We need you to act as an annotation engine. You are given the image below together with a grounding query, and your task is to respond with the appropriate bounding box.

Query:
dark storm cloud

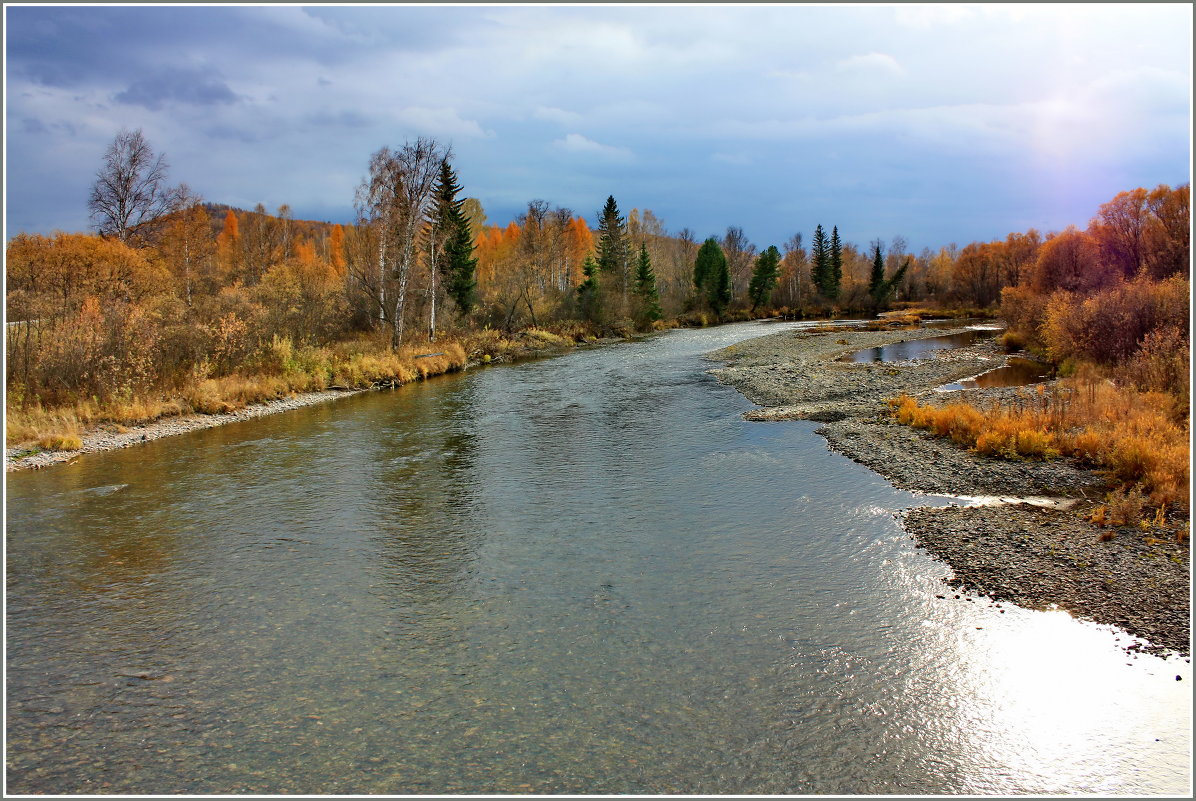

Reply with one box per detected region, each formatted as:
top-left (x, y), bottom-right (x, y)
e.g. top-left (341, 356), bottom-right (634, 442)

top-left (6, 5), bottom-right (375, 88)
top-left (4, 5), bottom-right (1191, 249)
top-left (204, 124), bottom-right (260, 144)
top-left (115, 67), bottom-right (239, 111)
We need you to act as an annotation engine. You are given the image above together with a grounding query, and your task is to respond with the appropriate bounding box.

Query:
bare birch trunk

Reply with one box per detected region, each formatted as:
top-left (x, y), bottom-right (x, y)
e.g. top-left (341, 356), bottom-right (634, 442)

top-left (428, 234), bottom-right (437, 342)
top-left (377, 235), bottom-right (387, 325)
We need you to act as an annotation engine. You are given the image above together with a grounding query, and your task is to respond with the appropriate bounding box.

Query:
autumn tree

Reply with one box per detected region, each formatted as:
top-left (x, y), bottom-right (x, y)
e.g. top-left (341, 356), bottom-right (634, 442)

top-left (773, 233), bottom-right (806, 310)
top-left (563, 216), bottom-right (595, 289)
top-left (1088, 187), bottom-right (1149, 280)
top-left (355, 137), bottom-right (447, 346)
top-left (158, 202), bottom-right (215, 305)
top-left (952, 242), bottom-right (1002, 307)
top-left (1142, 183), bottom-right (1190, 279)
top-left (6, 232), bottom-right (167, 317)
top-left (461, 198), bottom-right (488, 236)
top-left (88, 128), bottom-right (186, 244)
top-left (328, 224), bottom-right (347, 275)
top-left (747, 245), bottom-right (781, 312)
top-left (1029, 227), bottom-right (1111, 295)
top-left (239, 204), bottom-right (283, 285)
top-left (215, 209), bottom-right (242, 282)
top-left (722, 225), bottom-right (758, 302)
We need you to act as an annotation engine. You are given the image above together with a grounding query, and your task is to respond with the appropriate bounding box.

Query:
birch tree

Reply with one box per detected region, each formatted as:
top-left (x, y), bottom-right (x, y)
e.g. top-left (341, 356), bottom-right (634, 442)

top-left (88, 128), bottom-right (185, 244)
top-left (355, 138), bottom-right (446, 346)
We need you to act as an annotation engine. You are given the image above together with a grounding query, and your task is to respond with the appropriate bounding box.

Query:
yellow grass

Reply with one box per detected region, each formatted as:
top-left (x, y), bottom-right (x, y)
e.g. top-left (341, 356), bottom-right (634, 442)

top-left (7, 336), bottom-right (476, 451)
top-left (889, 378), bottom-right (1190, 514)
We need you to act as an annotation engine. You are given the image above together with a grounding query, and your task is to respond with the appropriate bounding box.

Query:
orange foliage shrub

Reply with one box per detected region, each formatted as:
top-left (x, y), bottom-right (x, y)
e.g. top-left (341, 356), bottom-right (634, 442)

top-left (1040, 275), bottom-right (1189, 367)
top-left (999, 284), bottom-right (1050, 351)
top-left (890, 378), bottom-right (1189, 512)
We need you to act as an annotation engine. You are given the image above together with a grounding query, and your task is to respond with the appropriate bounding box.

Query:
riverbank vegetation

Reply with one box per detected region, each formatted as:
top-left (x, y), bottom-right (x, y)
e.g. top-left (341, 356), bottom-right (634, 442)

top-left (5, 129), bottom-right (1190, 465)
top-left (888, 186), bottom-right (1190, 522)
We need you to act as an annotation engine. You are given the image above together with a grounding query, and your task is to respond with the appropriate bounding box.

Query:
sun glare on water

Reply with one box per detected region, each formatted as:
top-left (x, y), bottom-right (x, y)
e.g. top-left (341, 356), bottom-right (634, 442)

top-left (943, 607), bottom-right (1191, 793)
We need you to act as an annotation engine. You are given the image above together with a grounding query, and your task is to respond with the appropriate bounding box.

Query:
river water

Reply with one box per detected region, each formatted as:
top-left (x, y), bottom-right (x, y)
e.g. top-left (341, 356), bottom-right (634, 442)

top-left (6, 321), bottom-right (1190, 795)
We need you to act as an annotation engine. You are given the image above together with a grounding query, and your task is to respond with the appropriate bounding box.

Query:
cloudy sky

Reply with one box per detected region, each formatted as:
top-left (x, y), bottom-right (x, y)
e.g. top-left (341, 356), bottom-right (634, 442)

top-left (4, 4), bottom-right (1191, 252)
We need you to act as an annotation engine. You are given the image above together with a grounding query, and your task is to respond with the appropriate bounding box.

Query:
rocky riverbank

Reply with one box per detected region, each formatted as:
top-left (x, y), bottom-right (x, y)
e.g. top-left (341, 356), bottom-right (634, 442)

top-left (5, 388), bottom-right (368, 472)
top-left (709, 322), bottom-right (1190, 657)
top-left (5, 340), bottom-right (583, 473)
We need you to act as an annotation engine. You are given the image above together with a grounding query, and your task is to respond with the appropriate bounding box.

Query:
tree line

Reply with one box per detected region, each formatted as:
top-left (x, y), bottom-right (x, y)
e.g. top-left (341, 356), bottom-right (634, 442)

top-left (5, 128), bottom-right (1190, 418)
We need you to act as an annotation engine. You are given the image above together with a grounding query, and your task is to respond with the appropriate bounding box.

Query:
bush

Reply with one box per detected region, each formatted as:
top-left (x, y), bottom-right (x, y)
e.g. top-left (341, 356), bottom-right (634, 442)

top-left (999, 285), bottom-right (1049, 352)
top-left (1041, 276), bottom-right (1190, 367)
top-left (889, 378), bottom-right (1189, 512)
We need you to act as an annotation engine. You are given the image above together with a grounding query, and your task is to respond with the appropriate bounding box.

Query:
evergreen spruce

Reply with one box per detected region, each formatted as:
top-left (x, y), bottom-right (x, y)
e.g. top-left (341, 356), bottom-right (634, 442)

top-left (868, 244), bottom-right (911, 311)
top-left (869, 242), bottom-right (886, 300)
top-left (632, 244), bottom-right (663, 326)
top-left (693, 237), bottom-right (730, 315)
top-left (829, 225), bottom-right (842, 300)
top-left (577, 255), bottom-right (602, 323)
top-left (810, 224), bottom-right (830, 297)
top-left (432, 159), bottom-right (478, 315)
top-left (596, 195), bottom-right (630, 297)
top-left (713, 247), bottom-right (732, 315)
top-left (747, 245), bottom-right (782, 312)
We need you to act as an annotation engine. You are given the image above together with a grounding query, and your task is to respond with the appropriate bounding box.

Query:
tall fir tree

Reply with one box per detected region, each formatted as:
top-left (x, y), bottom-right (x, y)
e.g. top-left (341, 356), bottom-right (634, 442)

top-left (829, 225), bottom-right (843, 300)
top-left (577, 255), bottom-right (602, 323)
top-left (694, 237), bottom-right (731, 316)
top-left (810, 224), bottom-right (830, 297)
top-left (632, 243), bottom-right (663, 326)
top-left (868, 243), bottom-right (910, 311)
top-left (747, 245), bottom-right (782, 312)
top-left (868, 242), bottom-right (886, 305)
top-left (432, 159), bottom-right (478, 316)
top-left (595, 195), bottom-right (630, 298)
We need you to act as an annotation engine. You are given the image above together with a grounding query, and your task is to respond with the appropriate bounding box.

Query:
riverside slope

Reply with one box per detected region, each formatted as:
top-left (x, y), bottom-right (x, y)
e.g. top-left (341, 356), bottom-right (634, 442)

top-left (709, 323), bottom-right (1190, 657)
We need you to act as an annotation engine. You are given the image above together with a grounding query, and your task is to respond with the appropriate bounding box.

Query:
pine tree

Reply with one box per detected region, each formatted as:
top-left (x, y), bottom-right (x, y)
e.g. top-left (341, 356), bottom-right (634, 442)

top-left (810, 224), bottom-right (829, 297)
top-left (632, 243), bottom-right (663, 326)
top-left (829, 225), bottom-right (842, 300)
top-left (693, 237), bottom-right (729, 315)
top-left (868, 242), bottom-right (911, 311)
top-left (442, 212), bottom-right (478, 316)
top-left (577, 255), bottom-right (602, 323)
top-left (869, 242), bottom-right (886, 299)
top-left (596, 195), bottom-right (630, 297)
top-left (713, 253), bottom-right (731, 314)
top-left (748, 245), bottom-right (782, 312)
top-left (432, 159), bottom-right (478, 316)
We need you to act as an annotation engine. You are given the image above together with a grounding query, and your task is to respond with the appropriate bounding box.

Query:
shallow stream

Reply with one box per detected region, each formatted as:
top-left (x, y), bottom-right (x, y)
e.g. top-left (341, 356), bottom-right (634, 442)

top-left (6, 321), bottom-right (1190, 794)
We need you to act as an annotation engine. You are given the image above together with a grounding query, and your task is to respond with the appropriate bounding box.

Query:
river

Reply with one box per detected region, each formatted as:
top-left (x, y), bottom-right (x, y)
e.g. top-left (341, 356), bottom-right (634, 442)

top-left (5, 321), bottom-right (1190, 794)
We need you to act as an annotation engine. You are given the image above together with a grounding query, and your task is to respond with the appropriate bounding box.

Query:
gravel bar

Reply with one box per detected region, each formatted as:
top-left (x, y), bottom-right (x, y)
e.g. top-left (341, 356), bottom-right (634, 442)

top-left (708, 322), bottom-right (1190, 657)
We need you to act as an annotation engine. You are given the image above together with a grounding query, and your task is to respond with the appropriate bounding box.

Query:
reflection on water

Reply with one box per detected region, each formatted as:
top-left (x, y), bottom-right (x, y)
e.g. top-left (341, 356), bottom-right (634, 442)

top-left (938, 357), bottom-right (1054, 392)
top-left (841, 328), bottom-right (1001, 363)
top-left (6, 321), bottom-right (1190, 795)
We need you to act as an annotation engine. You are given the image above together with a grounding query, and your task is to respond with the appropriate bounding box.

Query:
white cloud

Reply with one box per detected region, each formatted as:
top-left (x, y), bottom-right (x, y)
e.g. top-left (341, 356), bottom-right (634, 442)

top-left (893, 5), bottom-right (980, 30)
top-left (552, 133), bottom-right (632, 160)
top-left (397, 106), bottom-right (494, 139)
top-left (834, 52), bottom-right (904, 77)
top-left (532, 105), bottom-right (582, 125)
